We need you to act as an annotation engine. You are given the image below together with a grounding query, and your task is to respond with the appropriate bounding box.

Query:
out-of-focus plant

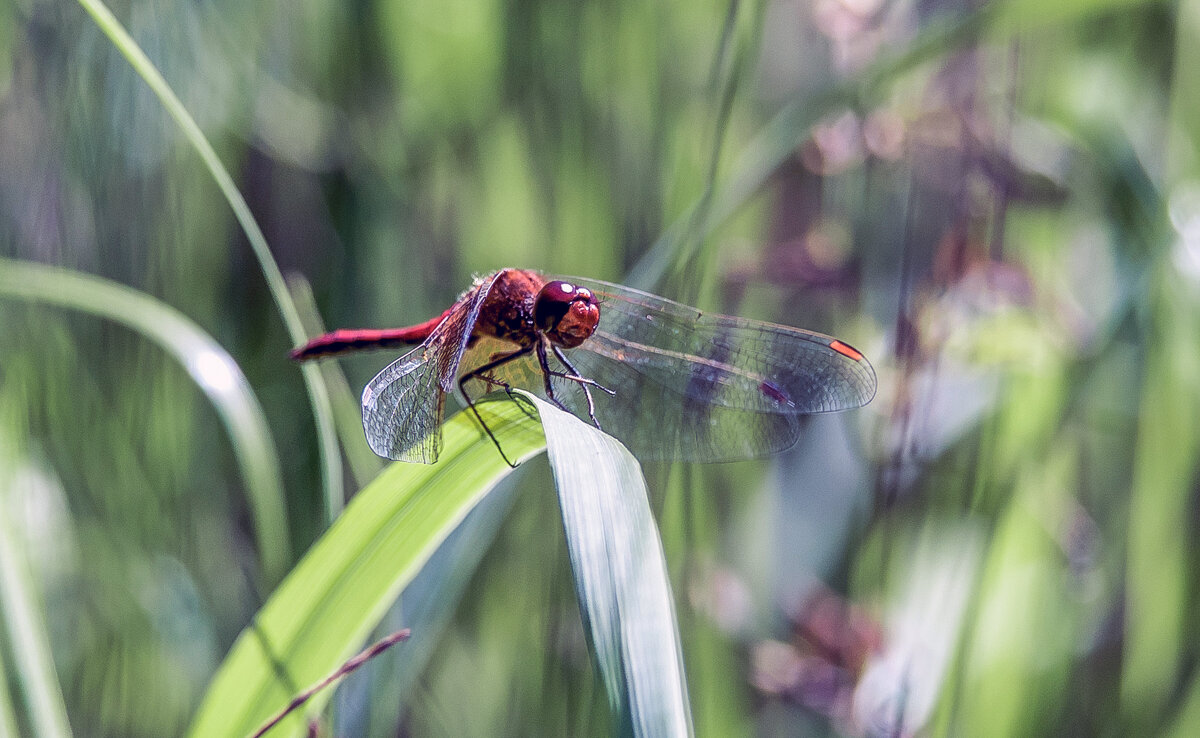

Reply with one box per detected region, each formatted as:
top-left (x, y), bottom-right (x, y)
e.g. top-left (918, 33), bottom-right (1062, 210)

top-left (2, 0), bottom-right (1199, 735)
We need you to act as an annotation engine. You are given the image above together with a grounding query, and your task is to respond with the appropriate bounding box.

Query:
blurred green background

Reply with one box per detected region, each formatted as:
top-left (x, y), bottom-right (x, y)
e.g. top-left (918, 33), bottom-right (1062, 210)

top-left (3, 0), bottom-right (1200, 735)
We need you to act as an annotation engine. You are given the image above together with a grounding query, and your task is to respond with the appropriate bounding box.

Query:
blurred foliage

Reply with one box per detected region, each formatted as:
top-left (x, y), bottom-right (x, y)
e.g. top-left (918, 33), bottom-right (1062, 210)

top-left (2, 0), bottom-right (1200, 736)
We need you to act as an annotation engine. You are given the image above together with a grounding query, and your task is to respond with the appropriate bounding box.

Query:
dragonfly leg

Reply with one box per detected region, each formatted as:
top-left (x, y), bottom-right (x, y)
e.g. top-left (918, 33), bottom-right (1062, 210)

top-left (535, 341), bottom-right (574, 416)
top-left (474, 373), bottom-right (509, 392)
top-left (545, 343), bottom-right (611, 429)
top-left (550, 345), bottom-right (615, 396)
top-left (458, 346), bottom-right (533, 468)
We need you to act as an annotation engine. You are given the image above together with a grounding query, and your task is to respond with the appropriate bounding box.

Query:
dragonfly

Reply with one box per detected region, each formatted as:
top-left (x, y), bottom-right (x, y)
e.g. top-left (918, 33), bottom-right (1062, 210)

top-left (291, 268), bottom-right (876, 464)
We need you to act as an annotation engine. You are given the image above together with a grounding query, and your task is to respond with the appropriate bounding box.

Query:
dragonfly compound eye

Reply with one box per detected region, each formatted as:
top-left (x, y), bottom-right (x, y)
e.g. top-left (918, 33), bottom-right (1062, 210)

top-left (535, 280), bottom-right (600, 348)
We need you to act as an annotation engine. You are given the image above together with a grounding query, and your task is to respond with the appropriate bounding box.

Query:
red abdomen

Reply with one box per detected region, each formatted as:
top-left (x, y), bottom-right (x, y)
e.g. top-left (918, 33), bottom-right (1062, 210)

top-left (290, 310), bottom-right (450, 360)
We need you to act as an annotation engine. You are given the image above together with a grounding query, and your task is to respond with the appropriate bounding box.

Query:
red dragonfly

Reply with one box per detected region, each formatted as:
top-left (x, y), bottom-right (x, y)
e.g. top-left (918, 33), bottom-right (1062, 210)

top-left (292, 268), bottom-right (876, 464)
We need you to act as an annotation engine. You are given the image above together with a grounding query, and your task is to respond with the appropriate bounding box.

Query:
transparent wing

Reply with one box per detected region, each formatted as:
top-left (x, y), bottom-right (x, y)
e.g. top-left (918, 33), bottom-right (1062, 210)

top-left (361, 273), bottom-right (501, 463)
top-left (567, 277), bottom-right (877, 412)
top-left (425, 272), bottom-right (502, 392)
top-left (458, 336), bottom-right (546, 395)
top-left (470, 333), bottom-right (808, 462)
top-left (362, 347), bottom-right (446, 463)
top-left (541, 276), bottom-right (878, 462)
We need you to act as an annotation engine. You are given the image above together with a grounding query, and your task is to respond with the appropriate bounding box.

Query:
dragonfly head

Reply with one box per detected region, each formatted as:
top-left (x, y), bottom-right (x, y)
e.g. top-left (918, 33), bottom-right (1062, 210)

top-left (534, 280), bottom-right (600, 348)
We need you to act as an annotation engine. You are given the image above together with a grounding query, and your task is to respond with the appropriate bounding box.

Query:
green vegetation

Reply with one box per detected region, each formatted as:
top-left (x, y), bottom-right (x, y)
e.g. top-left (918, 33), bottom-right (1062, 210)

top-left (1, 0), bottom-right (1198, 736)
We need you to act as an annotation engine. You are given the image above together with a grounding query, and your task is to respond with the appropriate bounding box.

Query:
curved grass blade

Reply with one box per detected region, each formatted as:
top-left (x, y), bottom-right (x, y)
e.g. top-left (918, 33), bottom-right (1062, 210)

top-left (0, 655), bottom-right (22, 738)
top-left (0, 446), bottom-right (71, 738)
top-left (0, 257), bottom-right (290, 584)
top-left (75, 0), bottom-right (344, 522)
top-left (187, 398), bottom-right (546, 737)
top-left (527, 393), bottom-right (693, 737)
top-left (287, 274), bottom-right (384, 488)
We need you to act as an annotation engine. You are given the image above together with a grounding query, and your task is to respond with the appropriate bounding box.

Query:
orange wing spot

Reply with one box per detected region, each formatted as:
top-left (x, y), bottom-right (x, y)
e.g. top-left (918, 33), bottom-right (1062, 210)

top-left (829, 340), bottom-right (864, 362)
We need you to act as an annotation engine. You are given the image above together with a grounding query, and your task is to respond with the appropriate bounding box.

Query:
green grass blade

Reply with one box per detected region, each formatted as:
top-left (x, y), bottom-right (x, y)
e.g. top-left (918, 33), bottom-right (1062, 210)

top-left (0, 454), bottom-right (72, 738)
top-left (0, 257), bottom-right (290, 584)
top-left (287, 274), bottom-right (385, 488)
top-left (530, 394), bottom-right (693, 737)
top-left (191, 391), bottom-right (690, 737)
top-left (75, 0), bottom-right (344, 522)
top-left (187, 399), bottom-right (546, 738)
top-left (1121, 266), bottom-right (1200, 724)
top-left (0, 654), bottom-right (22, 738)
